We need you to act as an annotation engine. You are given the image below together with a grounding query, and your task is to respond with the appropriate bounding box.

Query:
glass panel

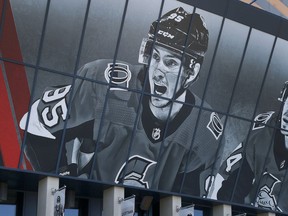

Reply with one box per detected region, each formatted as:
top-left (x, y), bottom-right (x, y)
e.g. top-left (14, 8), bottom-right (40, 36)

top-left (229, 29), bottom-right (275, 120)
top-left (79, 0), bottom-right (126, 66)
top-left (195, 209), bottom-right (203, 216)
top-left (189, 8), bottom-right (224, 107)
top-left (5, 0), bottom-right (46, 64)
top-left (0, 204), bottom-right (16, 216)
top-left (0, 63), bottom-right (31, 169)
top-left (204, 19), bottom-right (249, 113)
top-left (65, 209), bottom-right (79, 216)
top-left (20, 69), bottom-right (74, 173)
top-left (254, 37), bottom-right (288, 121)
top-left (39, 0), bottom-right (88, 73)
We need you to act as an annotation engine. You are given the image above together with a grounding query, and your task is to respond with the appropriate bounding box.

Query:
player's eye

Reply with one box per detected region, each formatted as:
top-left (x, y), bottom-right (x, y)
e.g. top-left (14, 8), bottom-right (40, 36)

top-left (165, 59), bottom-right (180, 67)
top-left (152, 52), bottom-right (160, 62)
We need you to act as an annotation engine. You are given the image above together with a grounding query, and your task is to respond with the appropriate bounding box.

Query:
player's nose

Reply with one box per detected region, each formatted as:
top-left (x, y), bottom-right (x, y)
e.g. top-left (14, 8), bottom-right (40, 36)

top-left (153, 73), bottom-right (164, 82)
top-left (153, 68), bottom-right (165, 80)
top-left (155, 58), bottom-right (168, 71)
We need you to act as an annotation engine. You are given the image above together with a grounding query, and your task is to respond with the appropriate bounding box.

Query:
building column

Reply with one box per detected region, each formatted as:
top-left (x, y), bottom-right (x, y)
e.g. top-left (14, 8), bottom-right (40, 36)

top-left (213, 204), bottom-right (232, 216)
top-left (160, 196), bottom-right (181, 216)
top-left (0, 182), bottom-right (8, 200)
top-left (257, 213), bottom-right (276, 216)
top-left (102, 186), bottom-right (124, 216)
top-left (37, 176), bottom-right (59, 216)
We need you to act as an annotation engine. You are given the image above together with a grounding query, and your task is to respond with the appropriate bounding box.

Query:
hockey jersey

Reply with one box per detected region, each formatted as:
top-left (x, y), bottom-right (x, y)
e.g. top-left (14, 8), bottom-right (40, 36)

top-left (20, 59), bottom-right (223, 196)
top-left (211, 111), bottom-right (288, 213)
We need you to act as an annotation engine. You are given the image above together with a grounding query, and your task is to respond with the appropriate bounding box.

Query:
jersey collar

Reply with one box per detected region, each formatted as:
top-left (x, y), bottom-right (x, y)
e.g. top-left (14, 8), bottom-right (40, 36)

top-left (141, 90), bottom-right (194, 143)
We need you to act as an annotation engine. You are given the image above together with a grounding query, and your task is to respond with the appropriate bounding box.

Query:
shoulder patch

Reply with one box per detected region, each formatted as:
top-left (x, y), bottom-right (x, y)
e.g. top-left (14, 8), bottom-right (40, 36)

top-left (104, 63), bottom-right (131, 91)
top-left (206, 112), bottom-right (223, 140)
top-left (252, 111), bottom-right (275, 130)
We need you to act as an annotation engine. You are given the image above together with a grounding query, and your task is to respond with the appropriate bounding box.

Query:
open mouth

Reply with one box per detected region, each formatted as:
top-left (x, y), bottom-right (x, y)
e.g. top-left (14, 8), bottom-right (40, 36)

top-left (154, 83), bottom-right (167, 95)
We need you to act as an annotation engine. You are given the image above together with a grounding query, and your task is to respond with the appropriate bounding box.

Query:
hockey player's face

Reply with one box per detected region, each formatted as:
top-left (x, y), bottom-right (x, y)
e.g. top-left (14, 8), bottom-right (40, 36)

top-left (148, 45), bottom-right (187, 107)
top-left (281, 99), bottom-right (288, 135)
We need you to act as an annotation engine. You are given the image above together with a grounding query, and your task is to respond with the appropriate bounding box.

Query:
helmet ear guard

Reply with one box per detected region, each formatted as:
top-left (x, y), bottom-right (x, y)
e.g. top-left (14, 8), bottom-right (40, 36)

top-left (278, 81), bottom-right (288, 102)
top-left (138, 38), bottom-right (152, 66)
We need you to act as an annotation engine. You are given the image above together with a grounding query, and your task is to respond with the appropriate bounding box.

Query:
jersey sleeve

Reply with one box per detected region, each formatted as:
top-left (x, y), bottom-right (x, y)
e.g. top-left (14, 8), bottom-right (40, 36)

top-left (20, 59), bottom-right (139, 140)
top-left (19, 84), bottom-right (73, 140)
top-left (209, 141), bottom-right (254, 201)
top-left (217, 154), bottom-right (254, 202)
top-left (208, 111), bottom-right (277, 201)
top-left (19, 61), bottom-right (102, 141)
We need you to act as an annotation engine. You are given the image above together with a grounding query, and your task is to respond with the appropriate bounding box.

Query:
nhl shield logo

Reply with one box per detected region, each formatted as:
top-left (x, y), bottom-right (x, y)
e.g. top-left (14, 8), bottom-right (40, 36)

top-left (152, 128), bottom-right (161, 141)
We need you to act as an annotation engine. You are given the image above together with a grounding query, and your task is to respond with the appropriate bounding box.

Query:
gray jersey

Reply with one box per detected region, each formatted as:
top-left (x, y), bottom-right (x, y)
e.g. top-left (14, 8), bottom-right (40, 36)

top-left (214, 111), bottom-right (288, 212)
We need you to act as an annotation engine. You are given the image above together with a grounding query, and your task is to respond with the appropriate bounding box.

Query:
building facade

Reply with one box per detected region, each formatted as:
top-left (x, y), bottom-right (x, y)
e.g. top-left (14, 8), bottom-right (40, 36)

top-left (1, 0), bottom-right (288, 215)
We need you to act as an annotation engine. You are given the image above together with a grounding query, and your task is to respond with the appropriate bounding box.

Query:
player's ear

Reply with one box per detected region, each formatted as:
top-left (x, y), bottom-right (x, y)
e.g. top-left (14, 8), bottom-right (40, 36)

top-left (183, 63), bottom-right (201, 88)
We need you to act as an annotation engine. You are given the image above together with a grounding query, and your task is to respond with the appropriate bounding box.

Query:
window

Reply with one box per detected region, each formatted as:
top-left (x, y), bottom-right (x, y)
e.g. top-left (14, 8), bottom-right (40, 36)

top-left (195, 209), bottom-right (203, 216)
top-left (65, 208), bottom-right (79, 216)
top-left (0, 204), bottom-right (16, 216)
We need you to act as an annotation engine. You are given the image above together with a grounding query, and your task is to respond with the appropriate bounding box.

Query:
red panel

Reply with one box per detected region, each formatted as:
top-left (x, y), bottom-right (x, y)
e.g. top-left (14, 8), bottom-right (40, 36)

top-left (0, 0), bottom-right (31, 169)
top-left (0, 0), bottom-right (30, 122)
top-left (0, 0), bottom-right (3, 17)
top-left (0, 66), bottom-right (20, 168)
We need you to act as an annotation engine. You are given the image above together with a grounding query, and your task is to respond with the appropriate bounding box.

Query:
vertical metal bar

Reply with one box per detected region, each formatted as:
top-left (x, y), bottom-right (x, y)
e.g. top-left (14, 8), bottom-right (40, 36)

top-left (18, 0), bottom-right (51, 169)
top-left (231, 29), bottom-right (281, 202)
top-left (89, 0), bottom-right (132, 179)
top-left (178, 1), bottom-right (231, 193)
top-left (55, 0), bottom-right (92, 174)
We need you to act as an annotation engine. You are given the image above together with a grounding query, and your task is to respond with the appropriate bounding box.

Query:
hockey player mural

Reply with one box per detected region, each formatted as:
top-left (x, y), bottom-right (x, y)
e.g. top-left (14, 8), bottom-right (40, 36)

top-left (19, 7), bottom-right (224, 196)
top-left (208, 81), bottom-right (288, 212)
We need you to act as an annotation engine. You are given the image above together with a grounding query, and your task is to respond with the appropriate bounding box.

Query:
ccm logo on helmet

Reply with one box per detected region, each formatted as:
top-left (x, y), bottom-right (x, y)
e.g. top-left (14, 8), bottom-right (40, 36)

top-left (157, 30), bottom-right (174, 39)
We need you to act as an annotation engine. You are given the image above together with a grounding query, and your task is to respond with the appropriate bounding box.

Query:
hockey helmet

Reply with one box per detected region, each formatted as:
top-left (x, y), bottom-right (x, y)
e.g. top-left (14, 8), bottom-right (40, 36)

top-left (138, 7), bottom-right (209, 70)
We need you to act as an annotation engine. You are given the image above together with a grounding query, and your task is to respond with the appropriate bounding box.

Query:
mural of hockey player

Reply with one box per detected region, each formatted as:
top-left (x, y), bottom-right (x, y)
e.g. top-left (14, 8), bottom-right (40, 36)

top-left (20, 7), bottom-right (223, 196)
top-left (208, 81), bottom-right (288, 212)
